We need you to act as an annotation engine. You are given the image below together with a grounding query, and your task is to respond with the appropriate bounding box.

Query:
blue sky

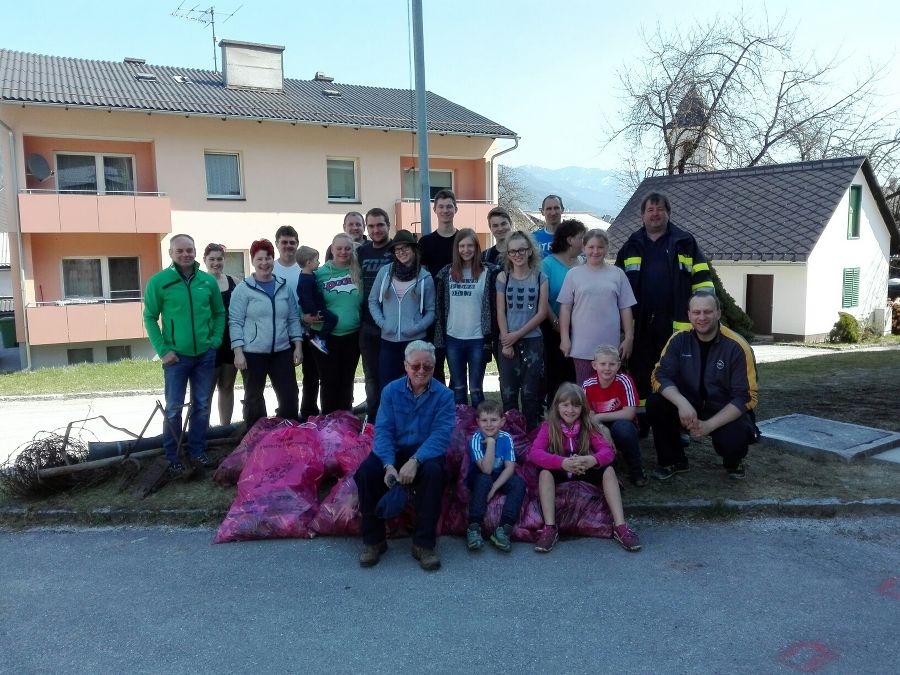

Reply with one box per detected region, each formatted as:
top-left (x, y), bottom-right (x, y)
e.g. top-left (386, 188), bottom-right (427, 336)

top-left (4, 0), bottom-right (898, 170)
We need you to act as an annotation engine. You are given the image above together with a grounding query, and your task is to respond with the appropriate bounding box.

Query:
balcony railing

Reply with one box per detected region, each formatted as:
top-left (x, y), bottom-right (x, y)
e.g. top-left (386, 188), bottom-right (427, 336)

top-left (25, 298), bottom-right (146, 345)
top-left (18, 189), bottom-right (172, 234)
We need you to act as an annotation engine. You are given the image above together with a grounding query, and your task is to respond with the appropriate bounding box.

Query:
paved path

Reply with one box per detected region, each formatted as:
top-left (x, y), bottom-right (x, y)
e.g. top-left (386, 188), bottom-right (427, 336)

top-left (1, 344), bottom-right (897, 464)
top-left (1, 517), bottom-right (897, 674)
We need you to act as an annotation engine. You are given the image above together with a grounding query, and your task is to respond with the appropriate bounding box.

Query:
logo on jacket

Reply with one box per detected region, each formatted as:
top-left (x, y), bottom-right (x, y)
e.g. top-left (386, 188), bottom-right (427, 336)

top-left (716, 359), bottom-right (725, 370)
top-left (325, 277), bottom-right (357, 294)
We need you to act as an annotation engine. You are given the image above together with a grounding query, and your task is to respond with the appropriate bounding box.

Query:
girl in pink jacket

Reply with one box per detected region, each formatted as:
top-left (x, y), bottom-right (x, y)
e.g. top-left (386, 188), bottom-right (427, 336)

top-left (529, 383), bottom-right (641, 553)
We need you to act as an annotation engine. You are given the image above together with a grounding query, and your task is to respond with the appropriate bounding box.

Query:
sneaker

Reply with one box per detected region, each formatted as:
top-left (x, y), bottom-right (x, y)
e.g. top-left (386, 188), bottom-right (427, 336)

top-left (411, 544), bottom-right (441, 571)
top-left (534, 525), bottom-right (559, 553)
top-left (194, 453), bottom-right (215, 469)
top-left (310, 335), bottom-right (329, 354)
top-left (613, 523), bottom-right (642, 552)
top-left (490, 524), bottom-right (513, 552)
top-left (166, 462), bottom-right (185, 479)
top-left (631, 468), bottom-right (649, 487)
top-left (359, 541), bottom-right (387, 568)
top-left (726, 462), bottom-right (746, 480)
top-left (466, 523), bottom-right (484, 551)
top-left (652, 459), bottom-right (689, 481)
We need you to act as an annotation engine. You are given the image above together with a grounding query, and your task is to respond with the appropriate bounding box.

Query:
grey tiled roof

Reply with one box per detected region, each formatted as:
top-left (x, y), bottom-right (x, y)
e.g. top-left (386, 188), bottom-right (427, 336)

top-left (0, 48), bottom-right (516, 138)
top-left (607, 157), bottom-right (898, 262)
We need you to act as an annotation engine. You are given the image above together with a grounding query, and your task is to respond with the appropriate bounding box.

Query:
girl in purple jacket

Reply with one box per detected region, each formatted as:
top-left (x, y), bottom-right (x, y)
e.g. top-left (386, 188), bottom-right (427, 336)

top-left (528, 383), bottom-right (641, 553)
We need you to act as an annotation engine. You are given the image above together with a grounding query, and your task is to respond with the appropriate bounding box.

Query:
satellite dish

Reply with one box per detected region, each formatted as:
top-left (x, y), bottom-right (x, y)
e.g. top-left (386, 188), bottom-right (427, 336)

top-left (26, 154), bottom-right (53, 182)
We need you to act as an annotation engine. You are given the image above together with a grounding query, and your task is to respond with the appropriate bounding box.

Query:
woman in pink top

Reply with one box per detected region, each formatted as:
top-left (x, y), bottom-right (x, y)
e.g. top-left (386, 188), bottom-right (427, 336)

top-left (528, 383), bottom-right (640, 554)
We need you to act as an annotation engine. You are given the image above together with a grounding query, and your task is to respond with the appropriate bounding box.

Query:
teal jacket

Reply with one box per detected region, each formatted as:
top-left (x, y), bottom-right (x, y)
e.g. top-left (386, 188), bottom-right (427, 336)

top-left (143, 262), bottom-right (226, 357)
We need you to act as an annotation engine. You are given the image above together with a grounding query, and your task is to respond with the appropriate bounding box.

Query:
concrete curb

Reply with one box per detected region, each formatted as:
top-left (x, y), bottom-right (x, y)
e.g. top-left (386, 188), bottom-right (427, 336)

top-left (2, 498), bottom-right (898, 529)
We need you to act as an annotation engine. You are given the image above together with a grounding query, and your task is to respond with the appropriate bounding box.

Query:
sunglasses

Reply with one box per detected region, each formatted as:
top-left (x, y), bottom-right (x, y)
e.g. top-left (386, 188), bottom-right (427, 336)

top-left (406, 362), bottom-right (435, 372)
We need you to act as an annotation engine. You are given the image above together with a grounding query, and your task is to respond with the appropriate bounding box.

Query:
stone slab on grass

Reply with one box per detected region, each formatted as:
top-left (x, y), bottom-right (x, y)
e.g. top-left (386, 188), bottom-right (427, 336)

top-left (758, 414), bottom-right (900, 462)
top-left (872, 447), bottom-right (900, 466)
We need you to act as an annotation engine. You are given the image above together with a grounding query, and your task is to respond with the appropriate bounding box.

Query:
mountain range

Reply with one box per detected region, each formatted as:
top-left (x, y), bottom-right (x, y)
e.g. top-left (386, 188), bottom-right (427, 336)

top-left (504, 165), bottom-right (630, 220)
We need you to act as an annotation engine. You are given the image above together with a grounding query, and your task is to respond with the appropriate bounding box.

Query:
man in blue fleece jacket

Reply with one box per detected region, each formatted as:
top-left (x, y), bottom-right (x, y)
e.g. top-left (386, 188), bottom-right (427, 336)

top-left (354, 340), bottom-right (454, 571)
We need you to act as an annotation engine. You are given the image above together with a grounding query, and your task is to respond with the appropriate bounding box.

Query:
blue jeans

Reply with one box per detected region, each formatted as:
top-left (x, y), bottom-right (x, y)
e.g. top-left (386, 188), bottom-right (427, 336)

top-left (609, 419), bottom-right (643, 478)
top-left (162, 348), bottom-right (216, 463)
top-left (467, 469), bottom-right (526, 527)
top-left (445, 335), bottom-right (486, 406)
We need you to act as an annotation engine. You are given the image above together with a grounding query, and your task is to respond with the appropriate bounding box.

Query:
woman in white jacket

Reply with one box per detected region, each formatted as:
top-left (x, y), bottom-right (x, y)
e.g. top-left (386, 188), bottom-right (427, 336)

top-left (368, 230), bottom-right (436, 391)
top-left (229, 239), bottom-right (303, 428)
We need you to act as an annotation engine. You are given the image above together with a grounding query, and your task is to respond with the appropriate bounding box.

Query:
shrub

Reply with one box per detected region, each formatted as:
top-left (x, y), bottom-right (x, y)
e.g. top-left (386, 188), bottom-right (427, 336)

top-left (710, 265), bottom-right (754, 341)
top-left (829, 312), bottom-right (861, 343)
top-left (893, 300), bottom-right (900, 336)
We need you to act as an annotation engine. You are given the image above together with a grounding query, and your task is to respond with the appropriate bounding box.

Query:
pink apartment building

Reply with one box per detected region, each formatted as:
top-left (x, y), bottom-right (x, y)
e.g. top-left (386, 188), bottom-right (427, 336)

top-left (0, 40), bottom-right (517, 368)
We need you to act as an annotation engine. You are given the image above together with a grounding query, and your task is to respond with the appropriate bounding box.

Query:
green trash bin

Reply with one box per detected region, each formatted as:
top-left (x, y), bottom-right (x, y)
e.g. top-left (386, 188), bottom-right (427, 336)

top-left (0, 316), bottom-right (17, 348)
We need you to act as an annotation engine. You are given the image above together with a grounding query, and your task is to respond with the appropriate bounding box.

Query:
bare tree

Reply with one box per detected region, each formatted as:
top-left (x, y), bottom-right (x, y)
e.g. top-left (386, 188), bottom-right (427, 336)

top-left (497, 165), bottom-right (538, 231)
top-left (608, 12), bottom-right (900, 200)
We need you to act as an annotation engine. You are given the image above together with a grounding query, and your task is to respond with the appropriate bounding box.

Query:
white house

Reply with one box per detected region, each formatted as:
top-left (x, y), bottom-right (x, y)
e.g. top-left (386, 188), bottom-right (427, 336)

top-left (607, 157), bottom-right (898, 341)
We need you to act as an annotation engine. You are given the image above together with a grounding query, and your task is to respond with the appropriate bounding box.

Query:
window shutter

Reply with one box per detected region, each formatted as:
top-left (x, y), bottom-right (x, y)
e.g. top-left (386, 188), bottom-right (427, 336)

top-left (842, 268), bottom-right (860, 308)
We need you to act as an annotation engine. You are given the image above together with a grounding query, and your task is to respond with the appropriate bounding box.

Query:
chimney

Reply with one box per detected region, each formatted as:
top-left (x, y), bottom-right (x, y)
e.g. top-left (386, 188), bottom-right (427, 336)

top-left (219, 39), bottom-right (285, 91)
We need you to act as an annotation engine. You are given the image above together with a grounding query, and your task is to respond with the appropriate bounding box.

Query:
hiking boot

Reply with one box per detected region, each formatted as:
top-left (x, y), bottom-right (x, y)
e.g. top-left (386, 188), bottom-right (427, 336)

top-left (726, 462), bottom-right (746, 480)
top-left (194, 453), bottom-right (215, 469)
top-left (652, 459), bottom-right (689, 481)
top-left (534, 525), bottom-right (559, 553)
top-left (466, 523), bottom-right (484, 551)
top-left (310, 335), bottom-right (329, 354)
top-left (490, 524), bottom-right (513, 552)
top-left (166, 462), bottom-right (185, 479)
top-left (613, 523), bottom-right (642, 552)
top-left (630, 467), bottom-right (649, 487)
top-left (411, 545), bottom-right (441, 571)
top-left (358, 541), bottom-right (387, 568)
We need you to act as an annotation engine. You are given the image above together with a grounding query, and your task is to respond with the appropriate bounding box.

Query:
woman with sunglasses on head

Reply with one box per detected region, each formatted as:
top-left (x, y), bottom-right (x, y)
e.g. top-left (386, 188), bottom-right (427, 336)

top-left (369, 230), bottom-right (436, 391)
top-left (496, 231), bottom-right (549, 431)
top-left (433, 229), bottom-right (499, 407)
top-left (203, 243), bottom-right (240, 425)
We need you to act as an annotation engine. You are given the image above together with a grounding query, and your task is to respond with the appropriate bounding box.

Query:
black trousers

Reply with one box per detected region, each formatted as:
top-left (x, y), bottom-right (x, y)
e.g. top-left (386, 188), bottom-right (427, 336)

top-left (300, 336), bottom-right (320, 420)
top-left (629, 313), bottom-right (675, 407)
top-left (311, 331), bottom-right (360, 414)
top-left (359, 321), bottom-right (382, 419)
top-left (541, 320), bottom-right (575, 403)
top-left (241, 348), bottom-right (299, 429)
top-left (355, 449), bottom-right (446, 549)
top-left (647, 393), bottom-right (754, 469)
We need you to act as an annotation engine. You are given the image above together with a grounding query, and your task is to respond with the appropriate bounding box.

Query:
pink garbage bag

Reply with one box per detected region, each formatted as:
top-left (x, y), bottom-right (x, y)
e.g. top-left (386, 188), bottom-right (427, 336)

top-left (214, 425), bottom-right (324, 543)
top-left (310, 476), bottom-right (361, 536)
top-left (213, 417), bottom-right (297, 486)
top-left (310, 411), bottom-right (374, 477)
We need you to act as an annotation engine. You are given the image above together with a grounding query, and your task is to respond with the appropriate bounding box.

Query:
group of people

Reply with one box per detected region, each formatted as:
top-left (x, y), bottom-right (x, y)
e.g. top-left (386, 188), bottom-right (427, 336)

top-left (142, 188), bottom-right (759, 569)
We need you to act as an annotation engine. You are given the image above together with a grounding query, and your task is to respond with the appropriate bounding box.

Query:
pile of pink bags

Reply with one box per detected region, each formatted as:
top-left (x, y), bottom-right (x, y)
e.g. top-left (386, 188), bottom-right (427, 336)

top-left (213, 408), bottom-right (612, 544)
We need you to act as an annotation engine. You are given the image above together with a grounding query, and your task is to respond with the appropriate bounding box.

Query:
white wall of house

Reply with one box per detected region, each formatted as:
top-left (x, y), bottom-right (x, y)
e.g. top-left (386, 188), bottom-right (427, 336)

top-left (0, 269), bottom-right (11, 296)
top-left (30, 339), bottom-right (157, 368)
top-left (714, 262), bottom-right (808, 336)
top-left (806, 168), bottom-right (892, 336)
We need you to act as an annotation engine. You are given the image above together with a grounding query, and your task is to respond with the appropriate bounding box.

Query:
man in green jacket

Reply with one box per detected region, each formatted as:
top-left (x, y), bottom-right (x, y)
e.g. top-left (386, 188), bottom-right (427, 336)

top-left (143, 234), bottom-right (225, 473)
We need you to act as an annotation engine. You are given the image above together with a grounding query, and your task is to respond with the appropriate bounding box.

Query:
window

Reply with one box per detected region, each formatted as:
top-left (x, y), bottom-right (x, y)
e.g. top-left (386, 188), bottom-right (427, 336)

top-left (326, 158), bottom-right (358, 202)
top-left (224, 251), bottom-right (245, 279)
top-left (56, 153), bottom-right (135, 194)
top-left (106, 345), bottom-right (132, 362)
top-left (847, 185), bottom-right (861, 239)
top-left (67, 348), bottom-right (94, 365)
top-left (842, 268), bottom-right (860, 308)
top-left (205, 152), bottom-right (243, 198)
top-left (402, 169), bottom-right (453, 200)
top-left (62, 257), bottom-right (141, 301)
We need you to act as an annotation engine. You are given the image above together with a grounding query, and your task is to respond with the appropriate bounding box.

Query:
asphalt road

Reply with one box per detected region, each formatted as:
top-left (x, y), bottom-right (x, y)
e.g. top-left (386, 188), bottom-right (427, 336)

top-left (1, 516), bottom-right (898, 674)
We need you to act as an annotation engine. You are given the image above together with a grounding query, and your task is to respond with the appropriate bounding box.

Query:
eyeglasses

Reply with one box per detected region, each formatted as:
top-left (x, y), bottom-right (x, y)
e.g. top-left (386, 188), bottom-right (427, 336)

top-left (406, 362), bottom-right (434, 372)
top-left (394, 245), bottom-right (411, 253)
top-left (507, 247), bottom-right (529, 256)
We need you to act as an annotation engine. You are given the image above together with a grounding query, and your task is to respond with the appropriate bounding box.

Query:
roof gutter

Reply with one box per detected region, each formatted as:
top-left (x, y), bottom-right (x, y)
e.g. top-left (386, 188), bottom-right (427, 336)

top-left (0, 116), bottom-right (32, 370)
top-left (486, 136), bottom-right (520, 202)
top-left (1, 100), bottom-right (518, 141)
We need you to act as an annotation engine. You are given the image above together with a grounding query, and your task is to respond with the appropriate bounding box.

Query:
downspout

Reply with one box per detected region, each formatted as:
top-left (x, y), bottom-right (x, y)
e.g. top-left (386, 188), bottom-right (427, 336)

top-left (486, 137), bottom-right (520, 202)
top-left (0, 116), bottom-right (31, 370)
